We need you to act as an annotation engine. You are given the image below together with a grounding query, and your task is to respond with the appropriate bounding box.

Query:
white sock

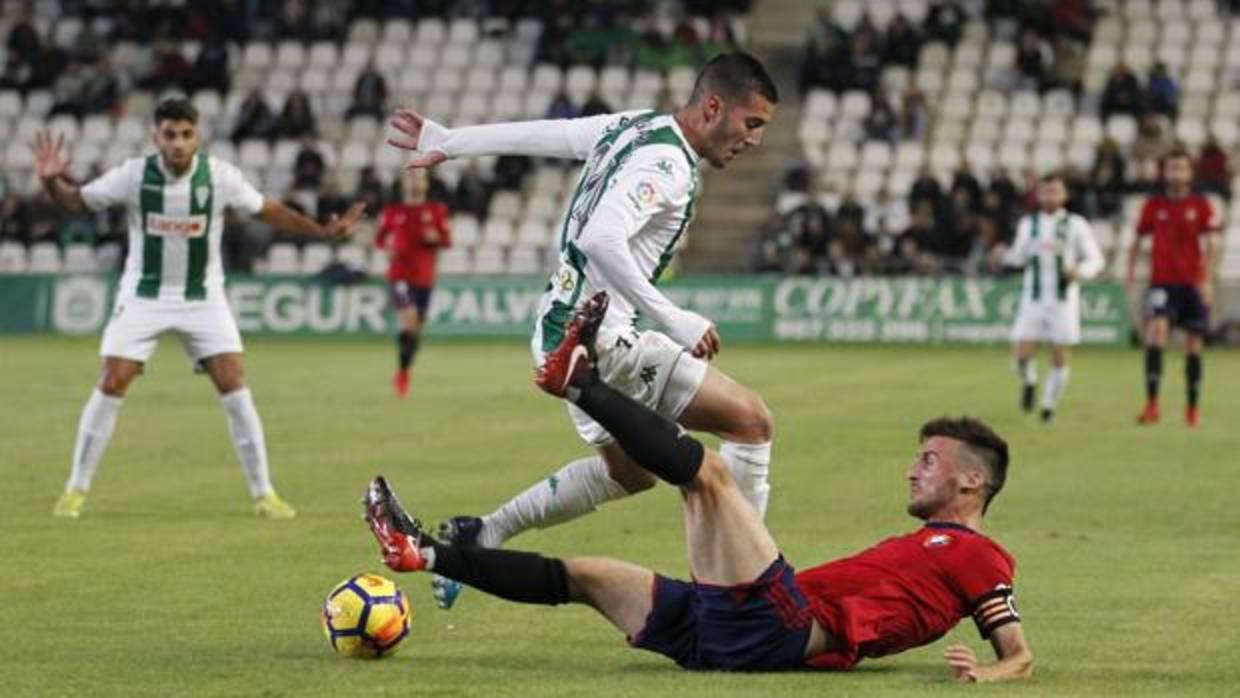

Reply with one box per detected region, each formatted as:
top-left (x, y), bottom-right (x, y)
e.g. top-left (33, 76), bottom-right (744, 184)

top-left (1043, 366), bottom-right (1070, 411)
top-left (219, 388), bottom-right (273, 498)
top-left (66, 389), bottom-right (123, 492)
top-left (480, 456), bottom-right (628, 547)
top-left (1016, 358), bottom-right (1037, 386)
top-left (720, 440), bottom-right (772, 517)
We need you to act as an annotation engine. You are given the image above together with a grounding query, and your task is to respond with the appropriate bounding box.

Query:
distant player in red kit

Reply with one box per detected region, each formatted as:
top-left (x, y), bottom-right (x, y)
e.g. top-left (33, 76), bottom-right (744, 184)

top-left (364, 293), bottom-right (1033, 682)
top-left (1126, 149), bottom-right (1221, 426)
top-left (375, 168), bottom-right (451, 397)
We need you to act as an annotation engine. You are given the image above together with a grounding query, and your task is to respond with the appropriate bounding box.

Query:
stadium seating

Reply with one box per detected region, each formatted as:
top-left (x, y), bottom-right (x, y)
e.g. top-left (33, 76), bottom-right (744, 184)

top-left (0, 4), bottom-right (749, 279)
top-left (793, 0), bottom-right (1237, 278)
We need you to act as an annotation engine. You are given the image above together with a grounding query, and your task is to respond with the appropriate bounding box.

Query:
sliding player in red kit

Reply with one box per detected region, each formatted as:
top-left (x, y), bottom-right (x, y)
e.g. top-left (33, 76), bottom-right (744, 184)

top-left (375, 169), bottom-right (451, 398)
top-left (1126, 149), bottom-right (1221, 426)
top-left (364, 292), bottom-right (1032, 681)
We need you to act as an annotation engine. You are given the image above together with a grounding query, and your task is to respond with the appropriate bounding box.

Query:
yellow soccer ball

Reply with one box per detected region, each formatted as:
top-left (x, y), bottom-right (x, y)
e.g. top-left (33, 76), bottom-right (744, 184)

top-left (321, 573), bottom-right (412, 658)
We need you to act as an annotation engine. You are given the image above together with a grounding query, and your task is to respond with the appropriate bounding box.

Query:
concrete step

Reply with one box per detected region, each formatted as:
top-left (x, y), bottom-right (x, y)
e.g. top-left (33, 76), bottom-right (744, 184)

top-left (677, 0), bottom-right (820, 272)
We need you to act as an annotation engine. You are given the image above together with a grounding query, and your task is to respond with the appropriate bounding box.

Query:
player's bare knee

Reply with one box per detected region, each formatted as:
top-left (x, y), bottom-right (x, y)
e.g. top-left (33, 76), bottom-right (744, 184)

top-left (691, 452), bottom-right (736, 496)
top-left (611, 465), bottom-right (657, 494)
top-left (99, 368), bottom-right (135, 396)
top-left (563, 558), bottom-right (608, 605)
top-left (736, 394), bottom-right (774, 443)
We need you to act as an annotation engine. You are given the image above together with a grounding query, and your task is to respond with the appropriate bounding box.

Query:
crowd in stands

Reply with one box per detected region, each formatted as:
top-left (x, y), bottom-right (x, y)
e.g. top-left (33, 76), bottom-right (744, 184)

top-left (0, 0), bottom-right (748, 273)
top-left (759, 0), bottom-right (1234, 278)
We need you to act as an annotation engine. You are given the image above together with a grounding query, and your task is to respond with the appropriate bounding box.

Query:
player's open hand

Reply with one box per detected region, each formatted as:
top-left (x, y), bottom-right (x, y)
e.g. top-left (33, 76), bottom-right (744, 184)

top-left (692, 325), bottom-right (721, 360)
top-left (387, 108), bottom-right (447, 170)
top-left (324, 201), bottom-right (367, 241)
top-left (32, 129), bottom-right (71, 181)
top-left (944, 642), bottom-right (980, 683)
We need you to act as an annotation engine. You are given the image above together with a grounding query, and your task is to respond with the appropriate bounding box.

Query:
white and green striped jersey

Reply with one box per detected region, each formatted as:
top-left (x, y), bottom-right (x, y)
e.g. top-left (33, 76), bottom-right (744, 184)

top-left (81, 153), bottom-right (264, 301)
top-left (1004, 209), bottom-right (1104, 305)
top-left (534, 111), bottom-right (706, 355)
top-left (419, 110), bottom-right (711, 357)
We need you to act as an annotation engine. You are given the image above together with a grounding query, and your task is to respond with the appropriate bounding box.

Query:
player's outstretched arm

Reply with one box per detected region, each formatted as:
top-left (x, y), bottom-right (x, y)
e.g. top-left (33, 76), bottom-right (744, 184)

top-left (32, 129), bottom-right (88, 214)
top-left (386, 108), bottom-right (616, 170)
top-left (258, 199), bottom-right (366, 242)
top-left (944, 623), bottom-right (1033, 683)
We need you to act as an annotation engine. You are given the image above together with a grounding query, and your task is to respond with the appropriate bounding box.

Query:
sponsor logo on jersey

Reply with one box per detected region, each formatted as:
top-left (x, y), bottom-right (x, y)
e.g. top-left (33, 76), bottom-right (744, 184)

top-left (626, 180), bottom-right (657, 211)
top-left (924, 533), bottom-right (953, 548)
top-left (655, 158), bottom-right (674, 177)
top-left (145, 212), bottom-right (208, 238)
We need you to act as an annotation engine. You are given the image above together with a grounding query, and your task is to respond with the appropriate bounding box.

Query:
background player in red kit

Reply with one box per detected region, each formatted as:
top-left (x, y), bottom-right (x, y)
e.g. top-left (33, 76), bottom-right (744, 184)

top-left (365, 292), bottom-right (1033, 681)
top-left (1125, 149), bottom-right (1221, 426)
top-left (375, 168), bottom-right (451, 397)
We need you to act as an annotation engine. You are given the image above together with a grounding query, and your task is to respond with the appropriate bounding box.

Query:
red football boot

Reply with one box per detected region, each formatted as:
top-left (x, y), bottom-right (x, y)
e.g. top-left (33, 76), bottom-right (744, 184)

top-left (535, 291), bottom-right (609, 398)
top-left (363, 476), bottom-right (428, 572)
top-left (393, 369), bottom-right (410, 399)
top-left (1136, 401), bottom-right (1160, 425)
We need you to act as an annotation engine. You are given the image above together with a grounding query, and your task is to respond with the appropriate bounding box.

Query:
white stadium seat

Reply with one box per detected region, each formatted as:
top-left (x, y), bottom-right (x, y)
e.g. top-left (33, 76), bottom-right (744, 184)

top-left (437, 248), bottom-right (470, 275)
top-left (471, 247), bottom-right (505, 275)
top-left (0, 241), bottom-right (28, 273)
top-left (28, 243), bottom-right (62, 273)
top-left (299, 244), bottom-right (333, 274)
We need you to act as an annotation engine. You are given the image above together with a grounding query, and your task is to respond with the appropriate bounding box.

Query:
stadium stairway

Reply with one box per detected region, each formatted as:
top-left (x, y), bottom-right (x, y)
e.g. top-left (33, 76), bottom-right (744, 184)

top-left (682, 0), bottom-right (813, 272)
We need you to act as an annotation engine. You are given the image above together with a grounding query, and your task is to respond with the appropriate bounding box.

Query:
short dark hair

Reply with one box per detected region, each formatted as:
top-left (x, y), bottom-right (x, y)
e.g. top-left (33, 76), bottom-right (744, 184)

top-left (1039, 172), bottom-right (1065, 184)
top-left (689, 51), bottom-right (779, 105)
top-left (153, 98), bottom-right (198, 125)
top-left (920, 417), bottom-right (1009, 514)
top-left (1164, 146), bottom-right (1193, 164)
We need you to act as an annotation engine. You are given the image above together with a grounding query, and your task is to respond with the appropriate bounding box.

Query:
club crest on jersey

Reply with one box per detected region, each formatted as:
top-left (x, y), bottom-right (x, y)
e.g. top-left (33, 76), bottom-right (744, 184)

top-left (146, 212), bottom-right (207, 238)
top-left (924, 533), bottom-right (953, 548)
top-left (1186, 207), bottom-right (1197, 222)
top-left (555, 268), bottom-right (576, 292)
top-left (195, 185), bottom-right (210, 208)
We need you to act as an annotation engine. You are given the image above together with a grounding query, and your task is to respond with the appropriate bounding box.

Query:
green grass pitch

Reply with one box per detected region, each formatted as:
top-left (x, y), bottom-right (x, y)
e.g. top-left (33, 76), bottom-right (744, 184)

top-left (3, 335), bottom-right (1237, 697)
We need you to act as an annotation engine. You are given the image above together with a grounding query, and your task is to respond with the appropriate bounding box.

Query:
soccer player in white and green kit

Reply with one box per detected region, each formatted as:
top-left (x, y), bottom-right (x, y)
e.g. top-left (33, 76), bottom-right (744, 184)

top-left (385, 52), bottom-right (780, 607)
top-left (34, 98), bottom-right (365, 518)
top-left (1003, 173), bottom-right (1104, 422)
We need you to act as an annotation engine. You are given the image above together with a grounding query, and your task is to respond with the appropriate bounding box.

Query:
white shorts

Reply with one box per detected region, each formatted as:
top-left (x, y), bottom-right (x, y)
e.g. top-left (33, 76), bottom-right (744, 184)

top-left (1010, 300), bottom-right (1080, 345)
top-left (100, 294), bottom-right (244, 364)
top-left (546, 325), bottom-right (708, 447)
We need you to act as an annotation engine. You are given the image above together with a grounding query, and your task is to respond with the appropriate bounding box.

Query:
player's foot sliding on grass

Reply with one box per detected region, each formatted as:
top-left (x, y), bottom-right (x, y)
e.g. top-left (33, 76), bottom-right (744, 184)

top-left (363, 293), bottom-right (1034, 680)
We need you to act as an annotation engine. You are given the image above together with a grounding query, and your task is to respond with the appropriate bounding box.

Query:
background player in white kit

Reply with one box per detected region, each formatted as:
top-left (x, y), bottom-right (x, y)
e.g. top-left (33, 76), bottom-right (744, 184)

top-left (34, 98), bottom-right (365, 519)
top-left (1003, 173), bottom-right (1104, 422)
top-left (385, 53), bottom-right (779, 606)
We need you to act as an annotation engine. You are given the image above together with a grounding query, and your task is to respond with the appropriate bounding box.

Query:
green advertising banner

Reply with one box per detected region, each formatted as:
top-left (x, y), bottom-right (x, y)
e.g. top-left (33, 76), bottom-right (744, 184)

top-left (768, 276), bottom-right (1130, 345)
top-left (0, 273), bottom-right (1130, 345)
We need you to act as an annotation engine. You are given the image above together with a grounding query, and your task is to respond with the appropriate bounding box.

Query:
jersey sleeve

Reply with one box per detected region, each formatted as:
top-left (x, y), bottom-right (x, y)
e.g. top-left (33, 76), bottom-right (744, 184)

top-left (1199, 197), bottom-right (1222, 233)
top-left (436, 204), bottom-right (452, 248)
top-left (1136, 199), bottom-right (1156, 236)
top-left (575, 145), bottom-right (710, 348)
top-left (374, 207), bottom-right (393, 248)
top-left (1072, 215), bottom-right (1105, 280)
top-left (213, 158), bottom-right (265, 216)
top-left (79, 158), bottom-right (139, 211)
top-left (956, 543), bottom-right (1020, 639)
top-left (1002, 216), bottom-right (1032, 267)
top-left (419, 111), bottom-right (640, 162)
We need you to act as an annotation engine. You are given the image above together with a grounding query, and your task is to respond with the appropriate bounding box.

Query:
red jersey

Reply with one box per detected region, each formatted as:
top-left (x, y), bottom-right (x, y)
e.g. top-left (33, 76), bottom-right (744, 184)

top-left (795, 523), bottom-right (1018, 670)
top-left (1136, 193), bottom-right (1219, 285)
top-left (375, 202), bottom-right (451, 287)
